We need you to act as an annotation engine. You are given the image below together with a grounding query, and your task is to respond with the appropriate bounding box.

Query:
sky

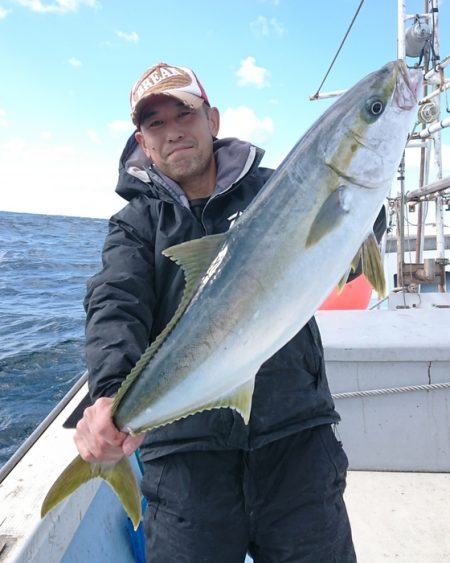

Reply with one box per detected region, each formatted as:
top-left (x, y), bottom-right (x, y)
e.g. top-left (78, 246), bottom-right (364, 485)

top-left (0, 0), bottom-right (449, 219)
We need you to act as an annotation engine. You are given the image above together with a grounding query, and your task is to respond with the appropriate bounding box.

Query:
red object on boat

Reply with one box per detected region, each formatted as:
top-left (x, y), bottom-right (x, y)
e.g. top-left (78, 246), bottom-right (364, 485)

top-left (319, 275), bottom-right (372, 310)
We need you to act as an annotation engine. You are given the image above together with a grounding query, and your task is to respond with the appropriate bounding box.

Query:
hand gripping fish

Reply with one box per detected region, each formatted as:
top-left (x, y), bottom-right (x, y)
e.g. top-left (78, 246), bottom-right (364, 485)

top-left (41, 60), bottom-right (420, 529)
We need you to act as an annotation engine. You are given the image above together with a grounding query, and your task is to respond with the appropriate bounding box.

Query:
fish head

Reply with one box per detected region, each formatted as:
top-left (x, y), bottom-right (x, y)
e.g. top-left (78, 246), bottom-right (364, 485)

top-left (324, 60), bottom-right (421, 190)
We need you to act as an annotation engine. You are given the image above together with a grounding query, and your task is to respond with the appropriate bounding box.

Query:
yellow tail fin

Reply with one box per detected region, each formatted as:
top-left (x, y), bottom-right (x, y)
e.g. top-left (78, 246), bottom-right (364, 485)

top-left (41, 454), bottom-right (142, 530)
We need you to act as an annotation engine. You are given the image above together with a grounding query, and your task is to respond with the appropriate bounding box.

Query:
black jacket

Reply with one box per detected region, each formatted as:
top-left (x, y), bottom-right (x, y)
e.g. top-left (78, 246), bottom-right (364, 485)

top-left (85, 135), bottom-right (340, 462)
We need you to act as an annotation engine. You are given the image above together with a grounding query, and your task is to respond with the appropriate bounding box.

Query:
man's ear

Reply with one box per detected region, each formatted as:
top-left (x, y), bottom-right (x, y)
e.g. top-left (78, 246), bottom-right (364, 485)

top-left (208, 107), bottom-right (220, 138)
top-left (135, 130), bottom-right (152, 159)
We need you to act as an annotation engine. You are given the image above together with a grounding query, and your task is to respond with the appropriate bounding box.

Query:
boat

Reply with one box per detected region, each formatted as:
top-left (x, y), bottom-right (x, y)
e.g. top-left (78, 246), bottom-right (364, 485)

top-left (1, 1), bottom-right (449, 561)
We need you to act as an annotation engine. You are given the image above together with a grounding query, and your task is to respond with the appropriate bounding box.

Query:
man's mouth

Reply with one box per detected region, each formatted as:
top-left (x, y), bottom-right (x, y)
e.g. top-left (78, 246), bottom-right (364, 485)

top-left (166, 144), bottom-right (194, 158)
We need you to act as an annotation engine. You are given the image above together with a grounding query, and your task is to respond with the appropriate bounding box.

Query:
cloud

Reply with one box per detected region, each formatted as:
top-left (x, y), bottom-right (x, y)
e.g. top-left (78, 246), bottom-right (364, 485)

top-left (39, 130), bottom-right (53, 140)
top-left (250, 16), bottom-right (285, 37)
top-left (108, 120), bottom-right (134, 134)
top-left (0, 108), bottom-right (8, 128)
top-left (2, 136), bottom-right (27, 151)
top-left (219, 106), bottom-right (273, 145)
top-left (15, 0), bottom-right (99, 14)
top-left (115, 30), bottom-right (139, 43)
top-left (68, 57), bottom-right (82, 67)
top-left (0, 6), bottom-right (11, 18)
top-left (405, 141), bottom-right (450, 172)
top-left (236, 56), bottom-right (270, 89)
top-left (87, 128), bottom-right (101, 144)
top-left (0, 136), bottom-right (122, 218)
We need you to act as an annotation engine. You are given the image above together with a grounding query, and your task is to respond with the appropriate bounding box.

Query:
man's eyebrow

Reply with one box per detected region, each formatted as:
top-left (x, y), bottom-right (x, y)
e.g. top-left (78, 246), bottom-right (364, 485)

top-left (140, 108), bottom-right (158, 120)
top-left (141, 101), bottom-right (189, 121)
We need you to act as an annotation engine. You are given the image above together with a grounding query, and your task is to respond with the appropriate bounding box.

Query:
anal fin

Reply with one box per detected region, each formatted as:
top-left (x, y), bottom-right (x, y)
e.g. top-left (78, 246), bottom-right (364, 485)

top-left (202, 377), bottom-right (256, 425)
top-left (336, 233), bottom-right (385, 296)
top-left (361, 232), bottom-right (386, 296)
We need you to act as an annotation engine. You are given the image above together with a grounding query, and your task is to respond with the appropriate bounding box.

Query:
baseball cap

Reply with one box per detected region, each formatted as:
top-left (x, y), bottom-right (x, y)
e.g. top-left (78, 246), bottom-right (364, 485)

top-left (130, 62), bottom-right (210, 126)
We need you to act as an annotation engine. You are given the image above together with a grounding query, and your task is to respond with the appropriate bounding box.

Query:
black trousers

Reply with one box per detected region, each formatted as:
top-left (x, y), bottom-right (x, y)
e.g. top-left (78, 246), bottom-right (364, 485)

top-left (141, 424), bottom-right (356, 562)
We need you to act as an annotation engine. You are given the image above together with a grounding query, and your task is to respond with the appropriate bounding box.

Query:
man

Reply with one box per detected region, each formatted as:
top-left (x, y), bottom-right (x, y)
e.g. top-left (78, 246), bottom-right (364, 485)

top-left (75, 62), bottom-right (357, 562)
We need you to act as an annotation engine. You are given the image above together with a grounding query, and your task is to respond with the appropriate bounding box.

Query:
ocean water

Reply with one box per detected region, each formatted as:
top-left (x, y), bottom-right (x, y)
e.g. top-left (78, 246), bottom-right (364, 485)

top-left (0, 210), bottom-right (108, 468)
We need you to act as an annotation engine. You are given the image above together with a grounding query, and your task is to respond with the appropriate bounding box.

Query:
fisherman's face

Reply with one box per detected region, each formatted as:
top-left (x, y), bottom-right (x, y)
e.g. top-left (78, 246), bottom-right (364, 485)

top-left (135, 96), bottom-right (220, 189)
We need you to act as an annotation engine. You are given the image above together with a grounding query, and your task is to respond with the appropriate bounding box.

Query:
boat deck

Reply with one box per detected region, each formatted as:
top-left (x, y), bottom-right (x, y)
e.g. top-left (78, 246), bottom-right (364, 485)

top-left (1, 393), bottom-right (449, 562)
top-left (345, 471), bottom-right (450, 562)
top-left (1, 307), bottom-right (449, 562)
top-left (245, 470), bottom-right (450, 562)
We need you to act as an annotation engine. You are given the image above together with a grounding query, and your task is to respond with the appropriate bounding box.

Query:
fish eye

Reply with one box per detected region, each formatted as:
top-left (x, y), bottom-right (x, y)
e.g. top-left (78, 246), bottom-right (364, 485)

top-left (366, 98), bottom-right (385, 116)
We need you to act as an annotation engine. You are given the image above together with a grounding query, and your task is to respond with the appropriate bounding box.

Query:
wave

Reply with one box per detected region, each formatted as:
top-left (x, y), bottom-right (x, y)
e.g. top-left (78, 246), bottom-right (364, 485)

top-left (0, 211), bottom-right (108, 468)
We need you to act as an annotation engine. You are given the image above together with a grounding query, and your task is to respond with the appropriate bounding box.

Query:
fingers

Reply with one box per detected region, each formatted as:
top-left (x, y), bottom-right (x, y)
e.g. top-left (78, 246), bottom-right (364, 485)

top-left (74, 396), bottom-right (135, 464)
top-left (122, 433), bottom-right (145, 457)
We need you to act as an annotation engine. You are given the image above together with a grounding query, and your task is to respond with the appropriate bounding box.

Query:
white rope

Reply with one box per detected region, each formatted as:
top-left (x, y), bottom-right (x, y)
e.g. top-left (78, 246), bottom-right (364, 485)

top-left (332, 381), bottom-right (450, 400)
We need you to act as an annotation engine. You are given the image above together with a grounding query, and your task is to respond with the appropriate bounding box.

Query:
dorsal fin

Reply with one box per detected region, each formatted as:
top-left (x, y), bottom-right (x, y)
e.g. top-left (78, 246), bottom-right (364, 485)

top-left (112, 233), bottom-right (227, 414)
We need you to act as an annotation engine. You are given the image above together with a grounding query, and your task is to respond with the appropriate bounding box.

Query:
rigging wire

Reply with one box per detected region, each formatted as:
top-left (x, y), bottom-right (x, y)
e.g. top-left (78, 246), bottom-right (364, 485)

top-left (310, 0), bottom-right (365, 99)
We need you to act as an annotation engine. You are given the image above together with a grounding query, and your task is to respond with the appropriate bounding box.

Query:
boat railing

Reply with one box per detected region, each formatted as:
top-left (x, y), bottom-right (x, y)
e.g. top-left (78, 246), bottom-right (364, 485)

top-left (0, 371), bottom-right (88, 484)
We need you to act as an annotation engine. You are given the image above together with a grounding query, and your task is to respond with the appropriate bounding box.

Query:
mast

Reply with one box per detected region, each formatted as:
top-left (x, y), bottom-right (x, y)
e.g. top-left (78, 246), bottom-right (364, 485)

top-left (429, 0), bottom-right (447, 292)
top-left (397, 0), bottom-right (449, 294)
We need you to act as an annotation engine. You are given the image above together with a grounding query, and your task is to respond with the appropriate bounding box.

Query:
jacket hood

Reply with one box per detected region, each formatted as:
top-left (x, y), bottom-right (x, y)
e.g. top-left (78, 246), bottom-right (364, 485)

top-left (115, 133), bottom-right (265, 204)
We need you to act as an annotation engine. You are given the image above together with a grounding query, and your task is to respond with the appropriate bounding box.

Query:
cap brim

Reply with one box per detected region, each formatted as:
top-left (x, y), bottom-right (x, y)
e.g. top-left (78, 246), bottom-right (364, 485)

top-left (132, 92), bottom-right (204, 126)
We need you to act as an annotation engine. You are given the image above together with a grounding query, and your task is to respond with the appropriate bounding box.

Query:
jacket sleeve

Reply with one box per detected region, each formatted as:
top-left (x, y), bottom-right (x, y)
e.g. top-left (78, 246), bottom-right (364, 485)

top-left (84, 199), bottom-right (157, 401)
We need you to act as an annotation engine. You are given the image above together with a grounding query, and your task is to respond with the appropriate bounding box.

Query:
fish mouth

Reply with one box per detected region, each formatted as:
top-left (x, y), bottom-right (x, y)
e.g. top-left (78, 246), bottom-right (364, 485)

top-left (395, 60), bottom-right (421, 109)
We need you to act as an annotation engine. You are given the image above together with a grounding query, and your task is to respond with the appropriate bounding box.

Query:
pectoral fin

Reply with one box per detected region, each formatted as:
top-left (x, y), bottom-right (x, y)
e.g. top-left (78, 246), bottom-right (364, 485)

top-left (41, 455), bottom-right (142, 531)
top-left (306, 186), bottom-right (351, 247)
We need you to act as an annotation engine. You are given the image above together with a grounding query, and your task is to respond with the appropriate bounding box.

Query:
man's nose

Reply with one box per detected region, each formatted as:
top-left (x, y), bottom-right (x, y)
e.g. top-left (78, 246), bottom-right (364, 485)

top-left (166, 122), bottom-right (184, 142)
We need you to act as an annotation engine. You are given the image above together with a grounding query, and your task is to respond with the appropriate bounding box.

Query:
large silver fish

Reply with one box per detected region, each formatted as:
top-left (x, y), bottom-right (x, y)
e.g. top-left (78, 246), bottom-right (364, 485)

top-left (42, 60), bottom-right (420, 529)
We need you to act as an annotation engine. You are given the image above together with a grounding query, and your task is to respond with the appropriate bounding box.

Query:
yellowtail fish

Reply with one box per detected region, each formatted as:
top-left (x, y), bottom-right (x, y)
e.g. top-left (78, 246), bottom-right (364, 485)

top-left (41, 60), bottom-right (420, 529)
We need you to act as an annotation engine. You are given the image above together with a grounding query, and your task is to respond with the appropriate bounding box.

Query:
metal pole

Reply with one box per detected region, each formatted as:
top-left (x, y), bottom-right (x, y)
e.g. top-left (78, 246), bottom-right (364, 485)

top-left (424, 54), bottom-right (450, 81)
top-left (397, 155), bottom-right (406, 289)
top-left (396, 0), bottom-right (407, 290)
top-left (415, 159), bottom-right (426, 264)
top-left (418, 115), bottom-right (450, 137)
top-left (429, 0), bottom-right (447, 292)
top-left (416, 16), bottom-right (431, 268)
top-left (397, 0), bottom-right (406, 59)
top-left (406, 175), bottom-right (450, 199)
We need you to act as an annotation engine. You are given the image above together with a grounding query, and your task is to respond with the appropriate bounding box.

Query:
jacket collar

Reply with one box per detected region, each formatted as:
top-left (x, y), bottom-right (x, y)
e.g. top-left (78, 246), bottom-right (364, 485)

top-left (116, 135), bottom-right (264, 204)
